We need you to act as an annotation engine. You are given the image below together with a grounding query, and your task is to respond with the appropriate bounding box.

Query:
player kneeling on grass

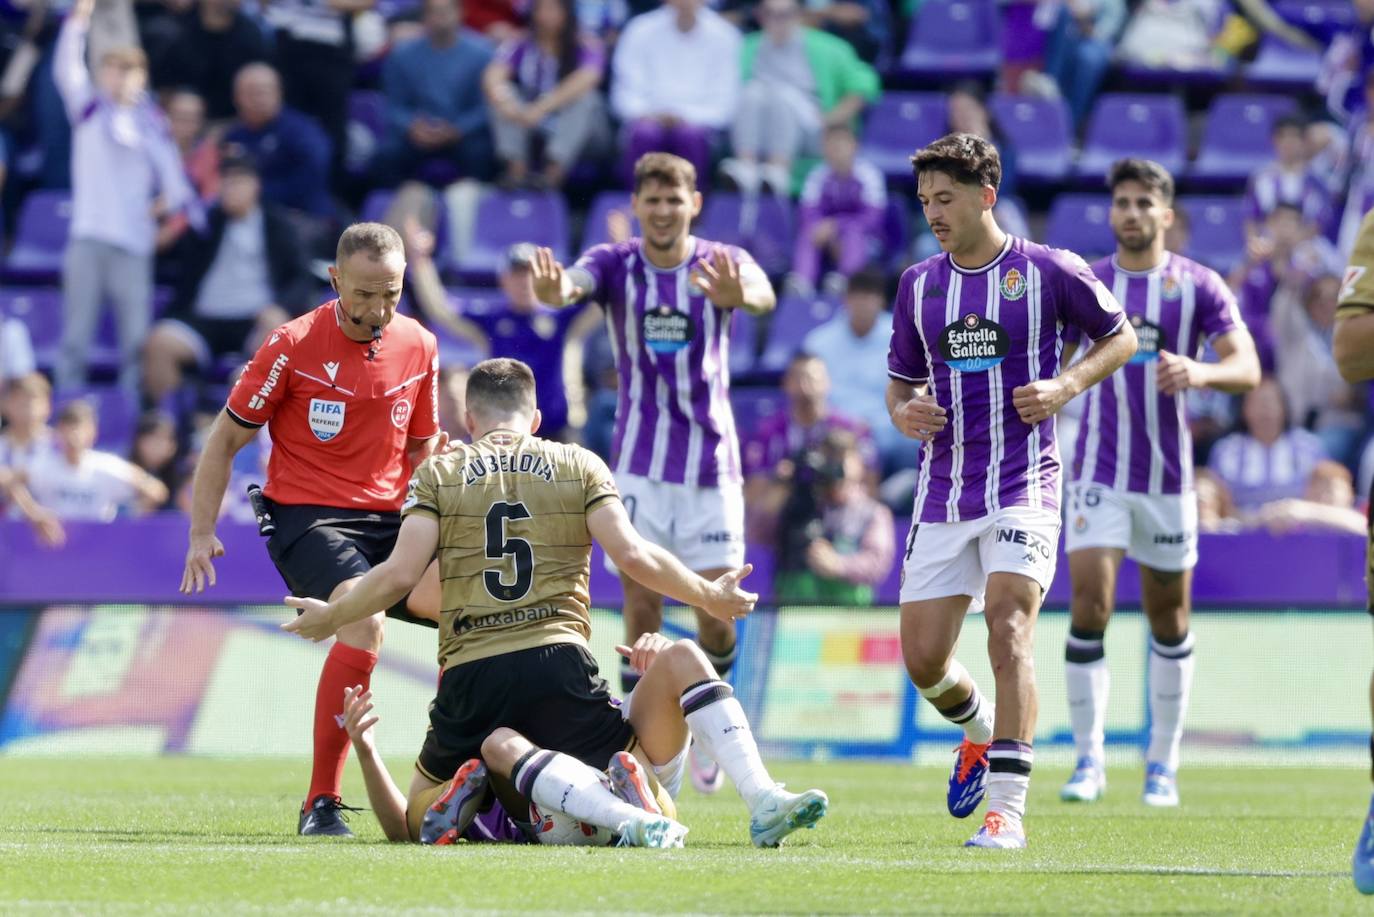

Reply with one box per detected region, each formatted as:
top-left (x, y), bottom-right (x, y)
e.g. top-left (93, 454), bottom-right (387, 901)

top-left (283, 358), bottom-right (828, 848)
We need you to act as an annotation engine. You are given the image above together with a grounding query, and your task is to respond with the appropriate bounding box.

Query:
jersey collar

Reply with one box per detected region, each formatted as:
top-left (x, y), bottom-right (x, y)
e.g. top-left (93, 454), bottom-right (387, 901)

top-left (948, 234), bottom-right (1013, 276)
top-left (1110, 251), bottom-right (1171, 278)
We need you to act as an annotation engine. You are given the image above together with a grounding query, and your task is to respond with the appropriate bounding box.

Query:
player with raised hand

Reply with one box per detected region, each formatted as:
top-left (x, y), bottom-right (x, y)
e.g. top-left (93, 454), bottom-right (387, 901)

top-left (180, 223), bottom-right (445, 837)
top-left (1332, 208), bottom-right (1374, 894)
top-left (1059, 160), bottom-right (1260, 808)
top-left (529, 152), bottom-right (776, 795)
top-left (283, 359), bottom-right (827, 848)
top-left (888, 133), bottom-right (1136, 849)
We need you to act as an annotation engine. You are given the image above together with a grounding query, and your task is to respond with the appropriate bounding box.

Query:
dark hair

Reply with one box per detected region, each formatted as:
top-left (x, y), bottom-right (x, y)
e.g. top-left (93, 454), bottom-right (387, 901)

top-left (3, 371), bottom-right (51, 400)
top-left (540, 0), bottom-right (583, 81)
top-left (910, 132), bottom-right (1001, 190)
top-left (56, 399), bottom-right (95, 427)
top-left (633, 152), bottom-right (697, 194)
top-left (845, 266), bottom-right (887, 297)
top-left (1106, 158), bottom-right (1175, 206)
top-left (336, 222), bottom-right (405, 267)
top-left (466, 358), bottom-right (537, 417)
top-left (1272, 114), bottom-right (1306, 137)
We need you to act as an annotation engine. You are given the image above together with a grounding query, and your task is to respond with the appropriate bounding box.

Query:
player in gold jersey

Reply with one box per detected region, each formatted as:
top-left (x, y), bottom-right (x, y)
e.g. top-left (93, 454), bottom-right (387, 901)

top-left (284, 358), bottom-right (828, 848)
top-left (1334, 208), bottom-right (1374, 894)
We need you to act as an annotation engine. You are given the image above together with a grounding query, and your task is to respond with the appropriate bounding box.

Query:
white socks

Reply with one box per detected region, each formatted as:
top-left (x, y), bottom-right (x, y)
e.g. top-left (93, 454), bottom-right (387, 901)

top-left (1065, 626), bottom-right (1109, 763)
top-left (918, 661), bottom-right (995, 745)
top-left (513, 749), bottom-right (649, 834)
top-left (1147, 633), bottom-right (1195, 771)
top-left (681, 680), bottom-right (773, 809)
top-left (987, 740), bottom-right (1034, 821)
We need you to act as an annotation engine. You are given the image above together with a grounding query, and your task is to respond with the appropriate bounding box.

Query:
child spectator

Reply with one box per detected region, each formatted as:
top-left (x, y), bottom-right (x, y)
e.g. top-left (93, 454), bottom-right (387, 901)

top-left (787, 124), bottom-right (884, 296)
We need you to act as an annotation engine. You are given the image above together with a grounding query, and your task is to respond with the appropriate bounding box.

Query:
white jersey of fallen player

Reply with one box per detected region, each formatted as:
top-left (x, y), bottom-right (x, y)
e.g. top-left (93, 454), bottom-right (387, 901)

top-left (528, 802), bottom-right (614, 846)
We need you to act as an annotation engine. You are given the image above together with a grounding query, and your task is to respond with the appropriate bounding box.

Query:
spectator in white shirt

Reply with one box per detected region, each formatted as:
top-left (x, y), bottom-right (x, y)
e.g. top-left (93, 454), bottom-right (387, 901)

top-left (53, 0), bottom-right (198, 393)
top-left (24, 399), bottom-right (168, 524)
top-left (0, 373), bottom-right (61, 546)
top-left (611, 0), bottom-right (740, 185)
top-left (800, 267), bottom-right (912, 472)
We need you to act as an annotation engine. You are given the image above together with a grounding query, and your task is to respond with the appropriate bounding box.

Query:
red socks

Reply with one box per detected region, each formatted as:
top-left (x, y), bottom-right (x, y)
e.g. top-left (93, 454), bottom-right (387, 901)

top-left (306, 641), bottom-right (378, 806)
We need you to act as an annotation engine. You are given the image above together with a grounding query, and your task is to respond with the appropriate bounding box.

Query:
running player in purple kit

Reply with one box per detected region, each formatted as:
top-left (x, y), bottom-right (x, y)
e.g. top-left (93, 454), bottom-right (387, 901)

top-left (887, 133), bottom-right (1137, 849)
top-left (529, 152), bottom-right (776, 794)
top-left (1060, 160), bottom-right (1260, 809)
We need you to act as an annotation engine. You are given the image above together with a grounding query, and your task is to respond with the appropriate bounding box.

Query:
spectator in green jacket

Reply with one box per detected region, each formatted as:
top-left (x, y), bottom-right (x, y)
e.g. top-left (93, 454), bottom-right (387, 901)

top-left (719, 0), bottom-right (879, 196)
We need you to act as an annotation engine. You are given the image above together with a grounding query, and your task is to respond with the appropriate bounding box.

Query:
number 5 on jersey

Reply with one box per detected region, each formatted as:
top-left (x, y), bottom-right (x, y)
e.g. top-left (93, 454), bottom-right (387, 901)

top-left (485, 502), bottom-right (534, 602)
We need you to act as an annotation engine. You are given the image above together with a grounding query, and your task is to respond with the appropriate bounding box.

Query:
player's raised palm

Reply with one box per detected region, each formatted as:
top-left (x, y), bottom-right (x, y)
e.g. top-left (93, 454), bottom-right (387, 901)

top-left (531, 246), bottom-right (582, 306)
top-left (691, 246), bottom-right (746, 309)
top-left (704, 563), bottom-right (758, 622)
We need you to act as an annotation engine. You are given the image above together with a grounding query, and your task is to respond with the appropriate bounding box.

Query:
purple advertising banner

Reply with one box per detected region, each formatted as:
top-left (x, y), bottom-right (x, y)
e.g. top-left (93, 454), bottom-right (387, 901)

top-left (0, 519), bottom-right (1365, 607)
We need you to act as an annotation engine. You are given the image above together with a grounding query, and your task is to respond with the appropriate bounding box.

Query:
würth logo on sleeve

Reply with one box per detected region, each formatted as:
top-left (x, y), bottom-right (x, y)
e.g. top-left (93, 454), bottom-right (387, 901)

top-left (309, 398), bottom-right (346, 441)
top-left (249, 353), bottom-right (290, 410)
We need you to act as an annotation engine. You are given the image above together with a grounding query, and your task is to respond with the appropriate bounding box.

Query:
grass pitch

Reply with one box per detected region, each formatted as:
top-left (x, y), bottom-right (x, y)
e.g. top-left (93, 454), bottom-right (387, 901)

top-left (0, 758), bottom-right (1366, 914)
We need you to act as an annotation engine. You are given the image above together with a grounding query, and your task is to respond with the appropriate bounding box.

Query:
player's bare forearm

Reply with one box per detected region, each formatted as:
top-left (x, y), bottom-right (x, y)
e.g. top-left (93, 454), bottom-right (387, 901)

top-left (1334, 312), bottom-right (1374, 382)
top-left (353, 741), bottom-right (410, 842)
top-left (1058, 324), bottom-right (1137, 399)
top-left (618, 540), bottom-right (717, 609)
top-left (1204, 328), bottom-right (1261, 394)
top-left (407, 435), bottom-right (442, 469)
top-left (327, 560), bottom-right (416, 631)
top-left (886, 378), bottom-right (917, 423)
top-left (737, 266), bottom-right (777, 316)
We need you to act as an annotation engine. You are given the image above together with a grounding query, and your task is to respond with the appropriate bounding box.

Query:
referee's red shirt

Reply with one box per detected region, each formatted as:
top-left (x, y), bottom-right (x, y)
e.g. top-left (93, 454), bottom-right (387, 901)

top-left (227, 301), bottom-right (440, 512)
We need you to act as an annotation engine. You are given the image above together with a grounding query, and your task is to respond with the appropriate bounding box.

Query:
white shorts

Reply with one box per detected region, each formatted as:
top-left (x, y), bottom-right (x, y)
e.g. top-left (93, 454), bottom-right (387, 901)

top-left (1063, 482), bottom-right (1198, 572)
top-left (605, 474), bottom-right (746, 574)
top-left (898, 506), bottom-right (1061, 613)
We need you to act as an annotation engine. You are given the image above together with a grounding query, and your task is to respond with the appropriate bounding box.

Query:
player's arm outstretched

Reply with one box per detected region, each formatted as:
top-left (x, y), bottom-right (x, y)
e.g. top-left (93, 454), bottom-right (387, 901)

top-left (531, 246), bottom-right (591, 309)
top-left (588, 499), bottom-right (757, 622)
top-left (338, 685), bottom-right (412, 842)
top-left (1012, 322), bottom-right (1137, 425)
top-left (283, 513), bottom-right (440, 640)
top-left (180, 411), bottom-right (260, 593)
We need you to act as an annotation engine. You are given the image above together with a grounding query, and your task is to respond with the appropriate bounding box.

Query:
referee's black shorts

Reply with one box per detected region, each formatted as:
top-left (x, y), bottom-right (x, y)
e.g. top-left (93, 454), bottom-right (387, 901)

top-left (417, 642), bottom-right (634, 784)
top-left (264, 500), bottom-right (434, 628)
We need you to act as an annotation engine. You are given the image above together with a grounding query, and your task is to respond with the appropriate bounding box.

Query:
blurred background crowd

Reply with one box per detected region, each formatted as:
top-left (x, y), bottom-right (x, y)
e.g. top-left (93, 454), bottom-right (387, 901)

top-left (0, 0), bottom-right (1369, 600)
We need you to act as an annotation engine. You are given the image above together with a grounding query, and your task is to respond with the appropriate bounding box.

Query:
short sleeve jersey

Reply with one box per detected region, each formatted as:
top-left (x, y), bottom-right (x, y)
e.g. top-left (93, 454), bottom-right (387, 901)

top-left (402, 431), bottom-right (619, 671)
top-left (226, 302), bottom-right (440, 512)
top-left (1338, 208), bottom-right (1374, 322)
top-left (887, 236), bottom-right (1126, 523)
top-left (1071, 253), bottom-right (1245, 495)
top-left (571, 237), bottom-right (749, 488)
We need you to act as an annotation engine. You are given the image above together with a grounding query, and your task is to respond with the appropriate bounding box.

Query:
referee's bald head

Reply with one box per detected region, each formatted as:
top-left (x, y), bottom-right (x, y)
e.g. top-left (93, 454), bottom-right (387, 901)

top-left (336, 222), bottom-right (405, 269)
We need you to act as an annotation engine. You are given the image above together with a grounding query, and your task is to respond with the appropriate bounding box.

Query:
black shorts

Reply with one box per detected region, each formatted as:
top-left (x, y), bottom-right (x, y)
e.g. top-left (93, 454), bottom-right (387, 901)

top-left (417, 642), bottom-right (634, 783)
top-left (264, 500), bottom-right (434, 627)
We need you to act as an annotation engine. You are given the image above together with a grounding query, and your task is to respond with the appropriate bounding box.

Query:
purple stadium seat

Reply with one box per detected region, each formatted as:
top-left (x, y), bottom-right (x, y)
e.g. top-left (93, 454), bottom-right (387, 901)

top-left (359, 188), bottom-right (394, 225)
top-left (1273, 0), bottom-right (1354, 43)
top-left (454, 190), bottom-right (569, 283)
top-left (1076, 94), bottom-right (1187, 182)
top-left (56, 385), bottom-right (137, 452)
top-left (881, 198), bottom-right (911, 271)
top-left (1246, 36), bottom-right (1322, 90)
top-left (694, 193), bottom-right (794, 277)
top-left (1191, 95), bottom-right (1299, 185)
top-left (730, 386), bottom-right (787, 436)
top-left (581, 190), bottom-right (638, 251)
top-left (1, 288), bottom-right (123, 373)
top-left (1178, 195), bottom-right (1246, 275)
top-left (990, 94), bottom-right (1071, 184)
top-left (896, 0), bottom-right (1001, 81)
top-left (1044, 194), bottom-right (1114, 263)
top-left (4, 190), bottom-right (72, 283)
top-left (758, 294), bottom-right (843, 372)
top-left (861, 93), bottom-right (947, 184)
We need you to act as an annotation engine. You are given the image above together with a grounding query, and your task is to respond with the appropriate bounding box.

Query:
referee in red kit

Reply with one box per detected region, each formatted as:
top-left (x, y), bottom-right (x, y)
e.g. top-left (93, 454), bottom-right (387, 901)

top-left (180, 222), bottom-right (445, 836)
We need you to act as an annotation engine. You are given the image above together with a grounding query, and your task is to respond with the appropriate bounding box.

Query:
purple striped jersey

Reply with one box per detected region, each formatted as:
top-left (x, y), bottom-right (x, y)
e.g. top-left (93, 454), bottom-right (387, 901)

top-left (571, 237), bottom-right (747, 487)
top-left (1071, 253), bottom-right (1244, 495)
top-left (888, 236), bottom-right (1127, 524)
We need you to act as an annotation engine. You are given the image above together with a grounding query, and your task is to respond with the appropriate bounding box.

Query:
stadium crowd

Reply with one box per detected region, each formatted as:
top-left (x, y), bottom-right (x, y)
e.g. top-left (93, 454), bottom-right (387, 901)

top-left (0, 0), bottom-right (1371, 591)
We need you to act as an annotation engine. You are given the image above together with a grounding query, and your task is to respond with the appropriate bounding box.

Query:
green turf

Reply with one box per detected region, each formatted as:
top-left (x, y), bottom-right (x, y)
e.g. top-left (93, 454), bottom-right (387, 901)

top-left (0, 758), bottom-right (1368, 914)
